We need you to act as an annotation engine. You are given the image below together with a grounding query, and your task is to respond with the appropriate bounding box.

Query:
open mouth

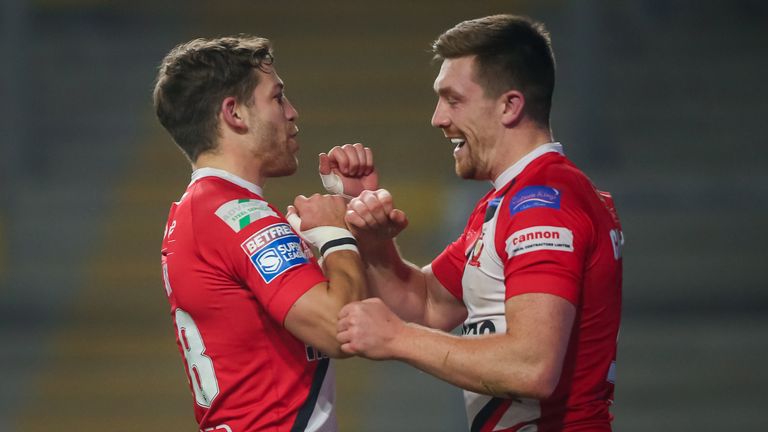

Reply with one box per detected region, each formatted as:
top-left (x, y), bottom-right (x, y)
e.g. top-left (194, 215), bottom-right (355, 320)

top-left (450, 138), bottom-right (466, 149)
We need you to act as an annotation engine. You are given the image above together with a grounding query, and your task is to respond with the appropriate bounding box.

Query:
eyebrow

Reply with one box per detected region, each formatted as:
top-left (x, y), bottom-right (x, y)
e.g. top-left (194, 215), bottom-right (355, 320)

top-left (435, 86), bottom-right (463, 100)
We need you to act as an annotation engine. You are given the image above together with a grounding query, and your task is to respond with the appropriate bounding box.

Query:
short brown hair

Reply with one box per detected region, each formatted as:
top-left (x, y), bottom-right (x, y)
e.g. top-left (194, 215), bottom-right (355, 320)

top-left (153, 36), bottom-right (274, 162)
top-left (433, 15), bottom-right (555, 127)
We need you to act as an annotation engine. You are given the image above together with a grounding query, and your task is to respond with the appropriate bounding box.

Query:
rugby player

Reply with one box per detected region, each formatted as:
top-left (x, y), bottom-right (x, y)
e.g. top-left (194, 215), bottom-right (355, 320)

top-left (324, 15), bottom-right (624, 431)
top-left (153, 36), bottom-right (366, 432)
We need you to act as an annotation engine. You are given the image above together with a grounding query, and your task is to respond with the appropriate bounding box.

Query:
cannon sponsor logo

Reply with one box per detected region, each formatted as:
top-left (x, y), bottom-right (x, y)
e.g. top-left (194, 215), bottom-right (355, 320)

top-left (506, 226), bottom-right (573, 257)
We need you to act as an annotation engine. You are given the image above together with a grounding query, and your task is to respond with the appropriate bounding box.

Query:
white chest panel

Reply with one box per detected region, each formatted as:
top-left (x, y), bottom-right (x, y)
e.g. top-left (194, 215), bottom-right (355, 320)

top-left (460, 199), bottom-right (541, 430)
top-left (461, 201), bottom-right (507, 336)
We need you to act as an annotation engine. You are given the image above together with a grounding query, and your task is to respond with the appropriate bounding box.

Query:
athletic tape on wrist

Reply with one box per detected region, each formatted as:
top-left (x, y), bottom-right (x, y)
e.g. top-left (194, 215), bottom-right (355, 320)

top-left (286, 213), bottom-right (359, 257)
top-left (320, 172), bottom-right (355, 200)
top-left (319, 237), bottom-right (358, 256)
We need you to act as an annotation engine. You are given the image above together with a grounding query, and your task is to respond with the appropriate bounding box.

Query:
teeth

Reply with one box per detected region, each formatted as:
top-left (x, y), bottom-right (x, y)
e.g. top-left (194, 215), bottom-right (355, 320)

top-left (451, 138), bottom-right (466, 146)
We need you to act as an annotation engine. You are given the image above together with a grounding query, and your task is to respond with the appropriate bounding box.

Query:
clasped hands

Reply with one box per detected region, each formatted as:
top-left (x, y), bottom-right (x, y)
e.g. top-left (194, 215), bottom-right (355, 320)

top-left (287, 143), bottom-right (410, 360)
top-left (288, 143), bottom-right (406, 241)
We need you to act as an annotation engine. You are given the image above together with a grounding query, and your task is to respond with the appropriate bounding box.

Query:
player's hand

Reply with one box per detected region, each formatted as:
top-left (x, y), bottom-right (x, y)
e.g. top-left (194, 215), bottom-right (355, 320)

top-left (319, 143), bottom-right (379, 198)
top-left (345, 189), bottom-right (408, 241)
top-left (287, 194), bottom-right (348, 230)
top-left (337, 298), bottom-right (404, 360)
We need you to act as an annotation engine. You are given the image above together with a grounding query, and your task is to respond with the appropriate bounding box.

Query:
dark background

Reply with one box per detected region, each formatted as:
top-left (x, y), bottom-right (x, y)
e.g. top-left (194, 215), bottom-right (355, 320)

top-left (1, 0), bottom-right (766, 430)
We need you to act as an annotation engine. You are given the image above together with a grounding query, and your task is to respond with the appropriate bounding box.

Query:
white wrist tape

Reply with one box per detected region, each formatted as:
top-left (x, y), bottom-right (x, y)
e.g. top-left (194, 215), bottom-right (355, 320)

top-left (320, 172), bottom-right (355, 200)
top-left (287, 213), bottom-right (358, 257)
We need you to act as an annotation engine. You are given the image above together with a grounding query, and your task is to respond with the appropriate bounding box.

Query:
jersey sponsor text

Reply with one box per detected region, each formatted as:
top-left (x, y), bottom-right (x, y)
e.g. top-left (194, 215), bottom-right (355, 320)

top-left (216, 198), bottom-right (277, 232)
top-left (506, 226), bottom-right (574, 257)
top-left (509, 185), bottom-right (561, 215)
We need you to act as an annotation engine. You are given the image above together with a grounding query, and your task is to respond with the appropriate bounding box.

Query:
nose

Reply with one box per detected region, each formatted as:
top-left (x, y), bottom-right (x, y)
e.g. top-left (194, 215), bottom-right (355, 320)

top-left (285, 97), bottom-right (298, 121)
top-left (430, 100), bottom-right (448, 129)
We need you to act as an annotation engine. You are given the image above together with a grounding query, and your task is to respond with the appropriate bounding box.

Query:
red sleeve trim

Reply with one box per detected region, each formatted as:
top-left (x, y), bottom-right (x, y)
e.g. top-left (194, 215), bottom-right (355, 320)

top-left (431, 249), bottom-right (464, 301)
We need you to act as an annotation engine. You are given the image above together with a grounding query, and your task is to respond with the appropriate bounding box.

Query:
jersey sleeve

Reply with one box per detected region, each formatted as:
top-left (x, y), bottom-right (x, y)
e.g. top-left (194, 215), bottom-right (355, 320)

top-left (431, 230), bottom-right (469, 301)
top-left (496, 185), bottom-right (592, 305)
top-left (195, 195), bottom-right (327, 325)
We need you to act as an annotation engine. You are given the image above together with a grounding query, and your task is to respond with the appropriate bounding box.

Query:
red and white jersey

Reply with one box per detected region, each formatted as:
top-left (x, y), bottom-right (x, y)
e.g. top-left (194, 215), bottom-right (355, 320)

top-left (161, 168), bottom-right (337, 432)
top-left (432, 143), bottom-right (623, 432)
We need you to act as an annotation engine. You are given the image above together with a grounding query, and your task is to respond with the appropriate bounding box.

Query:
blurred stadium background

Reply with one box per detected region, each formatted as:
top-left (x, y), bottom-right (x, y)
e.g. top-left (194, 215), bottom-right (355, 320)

top-left (1, 0), bottom-right (767, 430)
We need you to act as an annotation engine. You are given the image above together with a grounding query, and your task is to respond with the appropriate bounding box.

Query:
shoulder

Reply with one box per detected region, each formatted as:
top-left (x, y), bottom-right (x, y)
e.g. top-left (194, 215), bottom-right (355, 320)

top-left (529, 155), bottom-right (589, 188)
top-left (514, 156), bottom-right (597, 208)
top-left (185, 177), bottom-right (280, 234)
top-left (494, 156), bottom-right (596, 235)
top-left (492, 158), bottom-right (595, 265)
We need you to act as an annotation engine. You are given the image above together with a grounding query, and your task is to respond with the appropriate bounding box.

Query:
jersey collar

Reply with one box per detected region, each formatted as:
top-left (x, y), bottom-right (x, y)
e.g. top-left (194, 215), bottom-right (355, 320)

top-left (190, 167), bottom-right (265, 197)
top-left (492, 142), bottom-right (564, 190)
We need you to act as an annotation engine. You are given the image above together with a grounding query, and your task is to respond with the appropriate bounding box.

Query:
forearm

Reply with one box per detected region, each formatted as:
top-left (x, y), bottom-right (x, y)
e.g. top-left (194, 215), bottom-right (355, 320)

top-left (359, 238), bottom-right (430, 324)
top-left (287, 250), bottom-right (365, 359)
top-left (323, 250), bottom-right (366, 306)
top-left (390, 323), bottom-right (555, 399)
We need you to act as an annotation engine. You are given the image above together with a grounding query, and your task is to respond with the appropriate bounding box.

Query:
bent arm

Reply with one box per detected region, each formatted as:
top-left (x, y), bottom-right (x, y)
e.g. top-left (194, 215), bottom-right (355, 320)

top-left (282, 193), bottom-right (366, 358)
top-left (285, 250), bottom-right (365, 358)
top-left (388, 293), bottom-right (575, 398)
top-left (361, 237), bottom-right (466, 331)
top-left (346, 189), bottom-right (466, 330)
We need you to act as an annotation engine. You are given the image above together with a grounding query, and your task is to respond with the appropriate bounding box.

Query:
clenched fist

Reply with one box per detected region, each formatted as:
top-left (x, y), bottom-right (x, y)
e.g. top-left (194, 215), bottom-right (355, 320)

top-left (336, 298), bottom-right (405, 360)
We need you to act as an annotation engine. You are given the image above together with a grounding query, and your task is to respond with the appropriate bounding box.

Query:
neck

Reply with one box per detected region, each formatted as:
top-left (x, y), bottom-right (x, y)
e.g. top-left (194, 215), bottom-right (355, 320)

top-left (490, 122), bottom-right (553, 181)
top-left (193, 148), bottom-right (265, 188)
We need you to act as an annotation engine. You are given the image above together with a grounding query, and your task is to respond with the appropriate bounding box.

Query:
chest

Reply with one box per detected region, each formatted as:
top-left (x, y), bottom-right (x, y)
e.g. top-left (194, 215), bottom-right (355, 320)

top-left (460, 197), bottom-right (508, 335)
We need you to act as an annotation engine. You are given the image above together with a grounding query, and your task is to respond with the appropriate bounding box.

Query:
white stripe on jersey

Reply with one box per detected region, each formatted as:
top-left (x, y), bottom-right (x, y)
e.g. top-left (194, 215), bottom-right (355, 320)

top-left (305, 361), bottom-right (338, 432)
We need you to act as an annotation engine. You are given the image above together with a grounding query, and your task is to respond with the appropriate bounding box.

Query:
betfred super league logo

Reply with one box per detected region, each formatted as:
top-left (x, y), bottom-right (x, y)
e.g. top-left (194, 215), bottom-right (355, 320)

top-left (240, 223), bottom-right (309, 283)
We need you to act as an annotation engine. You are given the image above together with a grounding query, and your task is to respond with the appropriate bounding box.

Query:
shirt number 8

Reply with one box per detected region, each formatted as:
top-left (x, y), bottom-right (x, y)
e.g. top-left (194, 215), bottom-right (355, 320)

top-left (175, 309), bottom-right (220, 408)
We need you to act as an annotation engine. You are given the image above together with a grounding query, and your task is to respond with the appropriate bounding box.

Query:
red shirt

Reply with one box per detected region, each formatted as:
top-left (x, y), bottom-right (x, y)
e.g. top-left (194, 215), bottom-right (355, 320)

top-left (432, 143), bottom-right (623, 432)
top-left (161, 168), bottom-right (336, 432)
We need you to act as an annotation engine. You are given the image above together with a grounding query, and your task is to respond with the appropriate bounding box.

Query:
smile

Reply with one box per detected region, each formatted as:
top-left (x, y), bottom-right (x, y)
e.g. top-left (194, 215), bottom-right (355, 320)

top-left (450, 138), bottom-right (466, 148)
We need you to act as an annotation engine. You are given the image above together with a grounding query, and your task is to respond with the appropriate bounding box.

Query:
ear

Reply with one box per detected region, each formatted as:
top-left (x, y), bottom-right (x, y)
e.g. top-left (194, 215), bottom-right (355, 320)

top-left (220, 96), bottom-right (248, 133)
top-left (500, 90), bottom-right (525, 127)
